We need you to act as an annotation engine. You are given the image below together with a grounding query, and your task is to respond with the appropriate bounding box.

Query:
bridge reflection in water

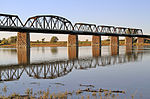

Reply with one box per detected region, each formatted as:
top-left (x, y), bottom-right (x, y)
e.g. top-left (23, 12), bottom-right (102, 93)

top-left (0, 46), bottom-right (144, 82)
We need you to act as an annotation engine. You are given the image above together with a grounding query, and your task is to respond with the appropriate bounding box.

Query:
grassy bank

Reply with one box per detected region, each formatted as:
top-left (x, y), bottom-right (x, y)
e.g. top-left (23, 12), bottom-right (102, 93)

top-left (0, 41), bottom-right (149, 48)
top-left (0, 86), bottom-right (127, 99)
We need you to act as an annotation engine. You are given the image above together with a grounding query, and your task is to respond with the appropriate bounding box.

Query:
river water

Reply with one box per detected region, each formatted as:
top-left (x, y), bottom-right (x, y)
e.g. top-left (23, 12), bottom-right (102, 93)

top-left (0, 46), bottom-right (150, 99)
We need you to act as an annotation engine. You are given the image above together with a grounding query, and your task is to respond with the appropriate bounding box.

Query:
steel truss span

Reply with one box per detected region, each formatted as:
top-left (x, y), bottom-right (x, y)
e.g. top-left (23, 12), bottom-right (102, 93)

top-left (0, 14), bottom-right (23, 27)
top-left (0, 13), bottom-right (147, 37)
top-left (24, 15), bottom-right (74, 31)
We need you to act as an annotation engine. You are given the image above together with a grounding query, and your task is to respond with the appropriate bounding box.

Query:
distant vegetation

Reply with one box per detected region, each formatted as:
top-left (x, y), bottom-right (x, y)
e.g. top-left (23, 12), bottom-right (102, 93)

top-left (0, 36), bottom-right (17, 45)
top-left (1, 35), bottom-right (150, 47)
top-left (50, 36), bottom-right (59, 43)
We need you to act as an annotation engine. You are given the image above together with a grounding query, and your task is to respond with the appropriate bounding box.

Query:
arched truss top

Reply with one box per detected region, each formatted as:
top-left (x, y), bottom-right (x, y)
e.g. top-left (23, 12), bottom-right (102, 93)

top-left (24, 15), bottom-right (74, 30)
top-left (74, 23), bottom-right (97, 32)
top-left (97, 25), bottom-right (116, 33)
top-left (0, 14), bottom-right (23, 27)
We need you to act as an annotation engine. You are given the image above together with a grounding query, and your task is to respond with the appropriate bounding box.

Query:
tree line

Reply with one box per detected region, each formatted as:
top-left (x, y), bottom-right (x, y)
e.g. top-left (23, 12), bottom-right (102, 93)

top-left (0, 36), bottom-right (17, 45)
top-left (37, 36), bottom-right (59, 43)
top-left (0, 36), bottom-right (59, 45)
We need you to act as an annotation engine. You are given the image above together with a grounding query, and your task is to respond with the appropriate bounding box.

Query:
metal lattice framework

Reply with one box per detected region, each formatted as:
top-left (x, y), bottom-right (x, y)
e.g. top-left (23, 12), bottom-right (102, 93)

top-left (97, 25), bottom-right (116, 33)
top-left (0, 14), bottom-right (23, 27)
top-left (96, 25), bottom-right (143, 35)
top-left (74, 23), bottom-right (97, 32)
top-left (0, 67), bottom-right (24, 81)
top-left (128, 28), bottom-right (143, 35)
top-left (24, 15), bottom-right (74, 30)
top-left (115, 27), bottom-right (127, 34)
top-left (25, 61), bottom-right (73, 79)
top-left (115, 27), bottom-right (143, 35)
top-left (0, 13), bottom-right (145, 36)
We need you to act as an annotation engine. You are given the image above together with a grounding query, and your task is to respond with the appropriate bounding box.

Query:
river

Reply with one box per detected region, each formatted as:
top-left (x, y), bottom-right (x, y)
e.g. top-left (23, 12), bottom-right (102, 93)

top-left (0, 46), bottom-right (150, 99)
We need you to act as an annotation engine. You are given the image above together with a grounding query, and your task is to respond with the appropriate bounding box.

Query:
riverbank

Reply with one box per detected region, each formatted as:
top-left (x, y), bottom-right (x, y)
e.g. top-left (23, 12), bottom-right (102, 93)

top-left (0, 85), bottom-right (127, 99)
top-left (0, 41), bottom-right (149, 48)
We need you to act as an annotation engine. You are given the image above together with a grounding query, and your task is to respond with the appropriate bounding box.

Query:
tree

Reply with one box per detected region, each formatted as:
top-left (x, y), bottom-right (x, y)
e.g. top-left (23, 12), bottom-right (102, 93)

top-left (1, 40), bottom-right (8, 45)
top-left (37, 40), bottom-right (40, 43)
top-left (1, 38), bottom-right (9, 45)
top-left (8, 36), bottom-right (17, 44)
top-left (2, 38), bottom-right (6, 41)
top-left (51, 47), bottom-right (58, 54)
top-left (42, 38), bottom-right (45, 43)
top-left (50, 36), bottom-right (59, 43)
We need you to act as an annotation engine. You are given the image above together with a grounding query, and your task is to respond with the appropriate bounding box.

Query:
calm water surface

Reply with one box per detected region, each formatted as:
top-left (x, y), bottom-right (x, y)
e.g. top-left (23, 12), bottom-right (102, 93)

top-left (0, 46), bottom-right (150, 99)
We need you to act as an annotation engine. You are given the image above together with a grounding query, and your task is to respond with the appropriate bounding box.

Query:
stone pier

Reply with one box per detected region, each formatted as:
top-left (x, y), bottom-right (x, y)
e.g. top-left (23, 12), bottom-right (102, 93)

top-left (137, 37), bottom-right (144, 49)
top-left (137, 37), bottom-right (144, 46)
top-left (67, 34), bottom-right (78, 47)
top-left (67, 34), bottom-right (78, 60)
top-left (92, 36), bottom-right (101, 48)
top-left (17, 47), bottom-right (30, 64)
top-left (17, 32), bottom-right (30, 64)
top-left (68, 47), bottom-right (78, 60)
top-left (110, 36), bottom-right (119, 55)
top-left (92, 36), bottom-right (101, 57)
top-left (125, 37), bottom-right (133, 53)
top-left (17, 32), bottom-right (30, 48)
top-left (92, 46), bottom-right (101, 57)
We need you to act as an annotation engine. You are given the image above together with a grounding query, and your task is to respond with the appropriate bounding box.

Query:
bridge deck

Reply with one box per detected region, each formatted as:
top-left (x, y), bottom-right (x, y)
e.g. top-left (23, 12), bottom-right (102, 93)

top-left (0, 26), bottom-right (150, 38)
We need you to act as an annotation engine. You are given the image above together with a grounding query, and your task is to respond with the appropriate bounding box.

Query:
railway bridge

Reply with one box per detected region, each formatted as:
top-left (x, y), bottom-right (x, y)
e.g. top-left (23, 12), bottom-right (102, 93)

top-left (0, 13), bottom-right (149, 63)
top-left (0, 13), bottom-right (148, 48)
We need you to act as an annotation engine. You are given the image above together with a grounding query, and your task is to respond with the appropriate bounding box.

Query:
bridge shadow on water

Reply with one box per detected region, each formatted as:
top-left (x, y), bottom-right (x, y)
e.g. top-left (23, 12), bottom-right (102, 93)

top-left (0, 45), bottom-right (147, 82)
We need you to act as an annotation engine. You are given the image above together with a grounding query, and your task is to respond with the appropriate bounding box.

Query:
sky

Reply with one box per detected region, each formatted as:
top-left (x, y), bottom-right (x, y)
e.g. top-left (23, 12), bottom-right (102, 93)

top-left (0, 0), bottom-right (150, 41)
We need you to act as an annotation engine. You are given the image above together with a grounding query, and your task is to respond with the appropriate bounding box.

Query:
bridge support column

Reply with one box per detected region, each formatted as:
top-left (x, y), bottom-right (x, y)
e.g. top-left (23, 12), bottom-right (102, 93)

top-left (17, 32), bottom-right (30, 48)
top-left (92, 36), bottom-right (101, 57)
top-left (67, 34), bottom-right (78, 47)
top-left (17, 47), bottom-right (30, 64)
top-left (92, 46), bottom-right (101, 57)
top-left (137, 37), bottom-right (144, 46)
top-left (67, 34), bottom-right (78, 60)
top-left (17, 32), bottom-right (30, 64)
top-left (137, 37), bottom-right (144, 49)
top-left (68, 47), bottom-right (78, 60)
top-left (92, 36), bottom-right (101, 48)
top-left (110, 36), bottom-right (119, 55)
top-left (125, 37), bottom-right (133, 53)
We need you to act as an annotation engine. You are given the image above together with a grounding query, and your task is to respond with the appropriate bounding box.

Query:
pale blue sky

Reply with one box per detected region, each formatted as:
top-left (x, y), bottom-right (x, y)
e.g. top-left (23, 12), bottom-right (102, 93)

top-left (0, 0), bottom-right (150, 41)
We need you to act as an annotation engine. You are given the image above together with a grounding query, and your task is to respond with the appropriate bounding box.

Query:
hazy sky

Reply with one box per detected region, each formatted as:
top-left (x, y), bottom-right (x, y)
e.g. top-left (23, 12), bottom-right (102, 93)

top-left (0, 0), bottom-right (150, 41)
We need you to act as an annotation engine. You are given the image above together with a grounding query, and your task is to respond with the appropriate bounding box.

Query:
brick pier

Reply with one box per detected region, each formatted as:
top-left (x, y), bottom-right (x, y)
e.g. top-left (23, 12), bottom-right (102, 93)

top-left (17, 32), bottom-right (30, 64)
top-left (110, 36), bottom-right (119, 55)
top-left (137, 37), bottom-right (144, 46)
top-left (125, 37), bottom-right (133, 52)
top-left (67, 34), bottom-right (78, 47)
top-left (17, 32), bottom-right (30, 48)
top-left (92, 36), bottom-right (101, 47)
